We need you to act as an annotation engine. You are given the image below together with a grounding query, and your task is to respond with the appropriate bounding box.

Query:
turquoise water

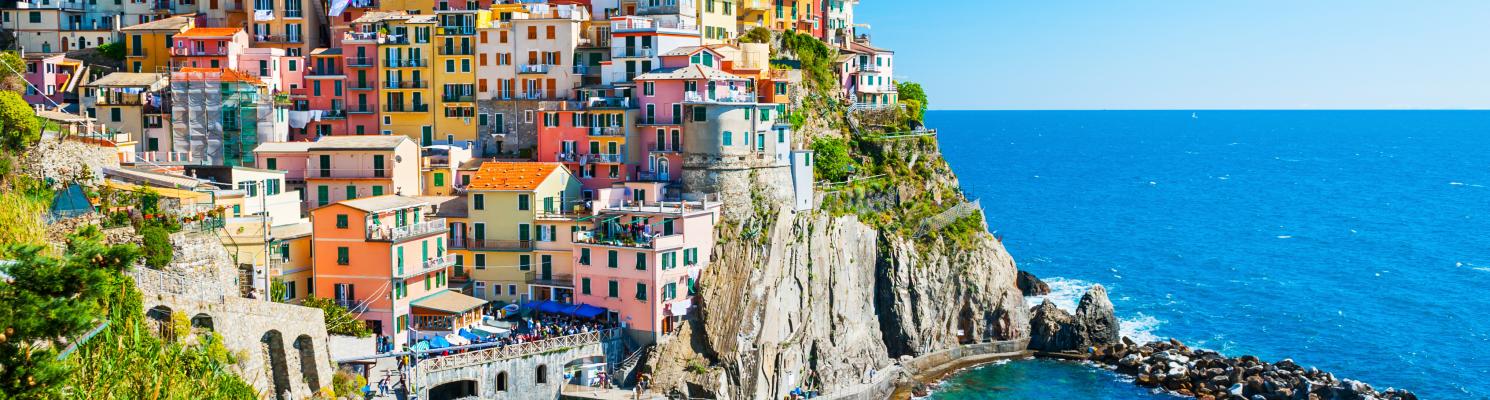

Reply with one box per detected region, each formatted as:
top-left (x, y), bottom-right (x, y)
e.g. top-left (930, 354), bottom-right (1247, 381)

top-left (930, 111), bottom-right (1490, 399)
top-left (929, 359), bottom-right (1183, 400)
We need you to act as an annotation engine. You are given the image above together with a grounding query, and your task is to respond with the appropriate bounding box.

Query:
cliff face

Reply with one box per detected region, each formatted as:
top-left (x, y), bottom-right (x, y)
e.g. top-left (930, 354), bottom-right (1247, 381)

top-left (647, 197), bottom-right (1028, 399)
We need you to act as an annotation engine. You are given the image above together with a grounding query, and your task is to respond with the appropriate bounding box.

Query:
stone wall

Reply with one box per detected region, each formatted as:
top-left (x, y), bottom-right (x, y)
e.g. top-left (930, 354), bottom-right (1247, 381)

top-left (478, 99), bottom-right (542, 157)
top-left (412, 332), bottom-right (626, 400)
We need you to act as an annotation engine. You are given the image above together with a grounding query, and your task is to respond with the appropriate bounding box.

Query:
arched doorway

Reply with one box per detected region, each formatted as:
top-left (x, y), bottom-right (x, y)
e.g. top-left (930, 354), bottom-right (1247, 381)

top-left (494, 371), bottom-right (508, 392)
top-left (657, 158), bottom-right (670, 181)
top-left (146, 305), bottom-right (174, 341)
top-left (261, 330), bottom-right (291, 399)
top-left (535, 364), bottom-right (548, 384)
top-left (427, 380), bottom-right (477, 400)
top-left (191, 313), bottom-right (214, 331)
top-left (294, 335), bottom-right (321, 392)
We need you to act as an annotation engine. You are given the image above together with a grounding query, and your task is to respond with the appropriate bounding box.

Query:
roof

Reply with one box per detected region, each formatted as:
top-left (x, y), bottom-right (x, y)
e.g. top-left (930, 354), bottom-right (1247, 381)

top-left (253, 141), bottom-right (315, 153)
top-left (417, 196), bottom-right (468, 218)
top-left (87, 72), bottom-right (167, 87)
top-left (848, 40), bottom-right (892, 54)
top-left (410, 290), bottom-right (486, 314)
top-left (406, 15), bottom-right (437, 24)
top-left (634, 64), bottom-right (745, 81)
top-left (308, 135), bottom-right (410, 151)
top-left (177, 27), bottom-right (244, 38)
top-left (662, 44), bottom-right (737, 57)
top-left (103, 167), bottom-right (209, 190)
top-left (311, 48), bottom-right (342, 56)
top-left (335, 195), bottom-right (428, 213)
top-left (120, 16), bottom-right (192, 32)
top-left (468, 162), bottom-right (562, 191)
top-left (352, 11), bottom-right (411, 23)
top-left (270, 221), bottom-right (313, 240)
top-left (35, 109), bottom-right (92, 123)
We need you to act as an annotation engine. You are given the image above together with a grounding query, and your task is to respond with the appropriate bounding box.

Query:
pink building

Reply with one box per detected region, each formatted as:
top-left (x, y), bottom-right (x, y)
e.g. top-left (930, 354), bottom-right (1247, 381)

top-left (301, 48), bottom-right (350, 137)
top-left (341, 25), bottom-right (381, 137)
top-left (632, 61), bottom-right (752, 184)
top-left (237, 47), bottom-right (287, 92)
top-left (534, 100), bottom-right (636, 194)
top-left (170, 27), bottom-right (249, 69)
top-left (570, 182), bottom-right (719, 342)
top-left (22, 53), bottom-right (80, 107)
top-left (254, 141), bottom-right (313, 195)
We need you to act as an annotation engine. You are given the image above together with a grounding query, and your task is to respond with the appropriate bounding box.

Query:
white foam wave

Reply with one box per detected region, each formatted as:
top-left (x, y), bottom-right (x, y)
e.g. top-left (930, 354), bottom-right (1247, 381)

top-left (1025, 277), bottom-right (1167, 344)
top-left (1276, 235), bottom-right (1293, 239)
top-left (1121, 313), bottom-right (1164, 344)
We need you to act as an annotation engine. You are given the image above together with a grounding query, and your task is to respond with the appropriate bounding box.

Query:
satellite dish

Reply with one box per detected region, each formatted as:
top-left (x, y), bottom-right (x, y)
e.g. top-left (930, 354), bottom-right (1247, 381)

top-left (394, 155), bottom-right (403, 163)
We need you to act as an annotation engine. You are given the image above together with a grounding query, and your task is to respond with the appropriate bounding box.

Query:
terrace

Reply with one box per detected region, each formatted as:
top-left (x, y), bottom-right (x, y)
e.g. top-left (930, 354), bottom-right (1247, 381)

top-left (367, 218), bottom-right (448, 242)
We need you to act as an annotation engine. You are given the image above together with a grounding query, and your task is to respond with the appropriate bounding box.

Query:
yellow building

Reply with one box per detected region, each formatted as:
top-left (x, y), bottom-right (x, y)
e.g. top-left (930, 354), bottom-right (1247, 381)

top-left (360, 13), bottom-right (437, 140)
top-left (698, 0), bottom-right (738, 44)
top-left (431, 10), bottom-right (480, 146)
top-left (120, 16), bottom-right (194, 73)
top-left (456, 162), bottom-right (581, 303)
top-left (738, 0), bottom-right (774, 32)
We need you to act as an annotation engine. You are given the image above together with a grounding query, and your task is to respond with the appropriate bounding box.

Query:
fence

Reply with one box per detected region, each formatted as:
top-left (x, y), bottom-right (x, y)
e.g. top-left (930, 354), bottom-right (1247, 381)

top-left (913, 200), bottom-right (982, 238)
top-left (416, 329), bottom-right (619, 372)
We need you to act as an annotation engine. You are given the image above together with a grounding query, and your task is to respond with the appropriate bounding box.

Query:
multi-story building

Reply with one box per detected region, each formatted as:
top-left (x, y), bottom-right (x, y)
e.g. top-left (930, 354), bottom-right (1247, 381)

top-left (341, 18), bottom-right (384, 137)
top-left (169, 27), bottom-right (249, 69)
top-left (696, 0), bottom-right (735, 44)
top-left (83, 72), bottom-right (177, 164)
top-left (679, 99), bottom-right (813, 211)
top-left (777, 0), bottom-right (821, 36)
top-left (253, 141), bottom-right (314, 196)
top-left (601, 15), bottom-right (700, 85)
top-left (571, 182), bottom-right (718, 341)
top-left (246, 0), bottom-right (326, 57)
top-left (301, 48), bottom-right (350, 137)
top-left (842, 38), bottom-right (896, 107)
top-left (534, 99), bottom-right (636, 191)
top-left (22, 53), bottom-right (81, 108)
top-left (820, 0), bottom-right (855, 46)
top-left (455, 161), bottom-right (582, 303)
top-left (120, 16), bottom-right (193, 73)
top-left (238, 47), bottom-right (292, 92)
top-left (633, 56), bottom-right (754, 184)
top-left (473, 3), bottom-right (589, 157)
top-left (169, 67), bottom-right (288, 166)
top-left (0, 0), bottom-right (114, 55)
top-left (431, 9), bottom-right (480, 147)
top-left (302, 135), bottom-right (424, 207)
top-left (737, 0), bottom-right (772, 32)
top-left (474, 5), bottom-right (521, 155)
top-left (365, 13), bottom-right (438, 141)
top-left (310, 195), bottom-right (477, 348)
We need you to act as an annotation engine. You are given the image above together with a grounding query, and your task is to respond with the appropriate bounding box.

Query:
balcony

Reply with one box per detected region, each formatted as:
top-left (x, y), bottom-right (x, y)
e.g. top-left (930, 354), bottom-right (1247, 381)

top-left (384, 58), bottom-right (428, 68)
top-left (441, 94), bottom-right (474, 103)
top-left (741, 0), bottom-right (770, 10)
top-left (530, 273), bottom-right (573, 288)
top-left (436, 26), bottom-right (475, 35)
top-left (572, 65), bottom-right (601, 75)
top-left (383, 80), bottom-right (429, 89)
top-left (438, 45), bottom-right (473, 56)
top-left (634, 4), bottom-right (683, 16)
top-left (284, 9), bottom-right (303, 18)
top-left (96, 92), bottom-right (147, 106)
top-left (349, 81), bottom-right (375, 91)
top-left (170, 48), bottom-right (230, 57)
top-left (309, 167), bottom-right (389, 179)
top-left (465, 239), bottom-right (533, 251)
top-left (135, 152), bottom-right (195, 164)
top-left (684, 90), bottom-right (755, 104)
top-left (586, 97), bottom-right (630, 109)
top-left (590, 126), bottom-right (625, 137)
top-left (254, 34), bottom-right (304, 44)
top-left (518, 64), bottom-right (552, 74)
top-left (345, 57), bottom-right (374, 67)
top-left (612, 47), bottom-right (656, 59)
top-left (306, 67), bottom-right (343, 76)
top-left (367, 218), bottom-right (448, 242)
top-left (347, 105), bottom-right (375, 114)
top-left (348, 0), bottom-right (376, 7)
top-left (584, 153), bottom-right (625, 164)
top-left (63, 20), bottom-right (113, 31)
top-left (321, 108), bottom-right (347, 119)
top-left (859, 63), bottom-right (881, 73)
top-left (343, 31), bottom-right (380, 42)
top-left (397, 254), bottom-right (455, 278)
top-left (384, 104), bottom-right (431, 113)
top-left (334, 298), bottom-right (369, 313)
top-left (573, 230), bottom-right (683, 250)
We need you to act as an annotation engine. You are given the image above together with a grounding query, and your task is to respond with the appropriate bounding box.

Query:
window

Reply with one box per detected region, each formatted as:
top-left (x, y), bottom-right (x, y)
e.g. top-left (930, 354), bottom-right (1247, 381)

top-left (317, 186), bottom-right (329, 206)
top-left (663, 282), bottom-right (676, 300)
top-left (607, 250), bottom-right (618, 268)
top-left (266, 157), bottom-right (277, 170)
top-left (372, 186), bottom-right (384, 196)
top-left (336, 247), bottom-right (349, 265)
top-left (607, 280), bottom-right (618, 297)
top-left (517, 194), bottom-right (530, 210)
top-left (635, 253), bottom-right (647, 270)
top-left (723, 131), bottom-right (732, 146)
top-left (581, 278), bottom-right (591, 295)
top-left (643, 82), bottom-right (654, 96)
top-left (475, 253), bottom-right (486, 269)
top-left (508, 284), bottom-right (517, 295)
top-left (693, 106), bottom-right (707, 121)
top-left (518, 223), bottom-right (530, 241)
top-left (345, 185), bottom-right (357, 200)
top-left (579, 248), bottom-right (591, 265)
top-left (635, 282), bottom-right (647, 300)
top-left (473, 194), bottom-right (485, 210)
top-left (545, 26), bottom-right (555, 39)
top-left (434, 172), bottom-right (445, 187)
top-left (335, 214), bottom-right (348, 228)
top-left (519, 255), bottom-right (530, 271)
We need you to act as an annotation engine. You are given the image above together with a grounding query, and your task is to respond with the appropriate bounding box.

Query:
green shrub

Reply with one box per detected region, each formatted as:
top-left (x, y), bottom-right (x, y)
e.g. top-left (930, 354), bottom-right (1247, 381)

top-left (139, 225), bottom-right (173, 269)
top-left (740, 27), bottom-right (773, 44)
top-left (332, 369), bottom-right (367, 398)
top-left (897, 81), bottom-right (928, 122)
top-left (300, 296), bottom-right (374, 337)
top-left (97, 42), bottom-right (126, 61)
top-left (811, 137), bottom-right (853, 183)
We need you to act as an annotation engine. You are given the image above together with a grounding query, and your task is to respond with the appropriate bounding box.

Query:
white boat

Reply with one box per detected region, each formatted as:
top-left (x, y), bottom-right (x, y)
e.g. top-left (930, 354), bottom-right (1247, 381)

top-left (1192, 112), bottom-right (1199, 119)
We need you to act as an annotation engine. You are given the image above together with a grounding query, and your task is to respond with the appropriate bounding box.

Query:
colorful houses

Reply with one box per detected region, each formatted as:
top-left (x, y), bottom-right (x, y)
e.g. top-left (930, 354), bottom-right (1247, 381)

top-left (309, 195), bottom-right (475, 348)
top-left (83, 73), bottom-right (175, 163)
top-left (302, 135), bottom-right (423, 207)
top-left (22, 53), bottom-right (82, 107)
top-left (168, 67), bottom-right (287, 166)
top-left (455, 162), bottom-right (582, 303)
top-left (842, 38), bottom-right (896, 107)
top-left (120, 16), bottom-right (194, 73)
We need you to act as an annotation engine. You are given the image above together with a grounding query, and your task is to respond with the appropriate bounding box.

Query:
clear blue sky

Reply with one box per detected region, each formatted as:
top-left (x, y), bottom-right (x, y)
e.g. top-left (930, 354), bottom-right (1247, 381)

top-left (854, 1), bottom-right (1490, 110)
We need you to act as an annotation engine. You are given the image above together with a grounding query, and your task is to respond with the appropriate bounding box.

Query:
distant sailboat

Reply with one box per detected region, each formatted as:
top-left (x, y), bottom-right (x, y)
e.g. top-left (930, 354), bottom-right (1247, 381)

top-left (1192, 112), bottom-right (1199, 119)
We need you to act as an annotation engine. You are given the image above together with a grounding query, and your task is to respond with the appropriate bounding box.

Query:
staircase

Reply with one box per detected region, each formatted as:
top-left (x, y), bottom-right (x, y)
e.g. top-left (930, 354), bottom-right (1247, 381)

top-left (612, 344), bottom-right (653, 387)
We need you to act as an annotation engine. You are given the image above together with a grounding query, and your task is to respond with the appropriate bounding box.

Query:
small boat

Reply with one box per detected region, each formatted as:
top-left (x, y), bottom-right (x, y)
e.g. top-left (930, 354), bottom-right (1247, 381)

top-left (1192, 112), bottom-right (1199, 119)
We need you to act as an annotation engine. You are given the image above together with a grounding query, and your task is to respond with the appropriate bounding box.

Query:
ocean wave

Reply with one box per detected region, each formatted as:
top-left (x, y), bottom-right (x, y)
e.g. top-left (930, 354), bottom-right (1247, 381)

top-left (1120, 313), bottom-right (1164, 344)
top-left (1025, 277), bottom-right (1166, 344)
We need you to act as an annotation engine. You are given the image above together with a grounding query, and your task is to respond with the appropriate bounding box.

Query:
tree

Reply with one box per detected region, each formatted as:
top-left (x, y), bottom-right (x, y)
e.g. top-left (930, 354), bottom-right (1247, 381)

top-left (0, 91), bottom-right (40, 151)
top-left (96, 42), bottom-right (126, 61)
top-left (811, 137), bottom-right (854, 182)
top-left (299, 296), bottom-right (373, 337)
top-left (0, 227), bottom-right (140, 398)
top-left (740, 27), bottom-right (773, 44)
top-left (897, 81), bottom-right (928, 122)
top-left (0, 51), bottom-right (25, 93)
top-left (139, 224), bottom-right (173, 269)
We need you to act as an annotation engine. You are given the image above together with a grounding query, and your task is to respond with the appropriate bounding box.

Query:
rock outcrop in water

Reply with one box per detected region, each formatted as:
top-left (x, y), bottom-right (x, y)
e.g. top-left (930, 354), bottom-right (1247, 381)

top-left (1027, 285), bottom-right (1120, 352)
top-left (1017, 270), bottom-right (1051, 296)
top-left (1092, 339), bottom-right (1418, 400)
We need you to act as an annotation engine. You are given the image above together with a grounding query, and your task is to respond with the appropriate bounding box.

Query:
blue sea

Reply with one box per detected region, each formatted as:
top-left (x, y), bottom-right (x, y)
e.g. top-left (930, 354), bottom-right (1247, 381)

top-left (928, 111), bottom-right (1490, 399)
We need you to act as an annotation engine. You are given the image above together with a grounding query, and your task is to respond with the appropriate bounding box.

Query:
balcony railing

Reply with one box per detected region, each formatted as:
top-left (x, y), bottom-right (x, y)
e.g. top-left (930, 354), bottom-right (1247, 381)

top-left (171, 48), bottom-right (230, 56)
top-left (397, 254), bottom-right (455, 278)
top-left (384, 104), bottom-right (431, 113)
top-left (859, 63), bottom-right (882, 73)
top-left (368, 218), bottom-right (448, 242)
top-left (135, 152), bottom-right (194, 164)
top-left (684, 90), bottom-right (755, 104)
top-left (518, 64), bottom-right (552, 74)
top-left (347, 105), bottom-right (375, 114)
top-left (530, 273), bottom-right (573, 288)
top-left (383, 80), bottom-right (429, 89)
top-left (348, 0), bottom-right (376, 7)
top-left (611, 48), bottom-right (656, 58)
top-left (438, 46), bottom-right (473, 55)
top-left (284, 9), bottom-right (303, 18)
top-left (384, 58), bottom-right (427, 68)
top-left (335, 298), bottom-right (370, 313)
top-left (590, 126), bottom-right (625, 137)
top-left (583, 153), bottom-right (624, 164)
top-left (586, 97), bottom-right (630, 109)
top-left (96, 92), bottom-right (147, 106)
top-left (573, 230), bottom-right (683, 250)
top-left (254, 34), bottom-right (303, 43)
top-left (307, 67), bottom-right (343, 76)
top-left (349, 82), bottom-right (376, 91)
top-left (437, 26), bottom-right (475, 35)
top-left (343, 31), bottom-right (380, 42)
top-left (441, 94), bottom-right (474, 103)
top-left (310, 167), bottom-right (388, 179)
top-left (321, 108), bottom-right (347, 119)
top-left (572, 65), bottom-right (601, 75)
top-left (345, 57), bottom-right (374, 67)
top-left (465, 239), bottom-right (533, 251)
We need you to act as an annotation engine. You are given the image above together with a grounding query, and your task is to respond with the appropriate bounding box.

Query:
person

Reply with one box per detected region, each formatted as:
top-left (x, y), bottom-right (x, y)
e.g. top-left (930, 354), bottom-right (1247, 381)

top-left (378, 378), bottom-right (389, 396)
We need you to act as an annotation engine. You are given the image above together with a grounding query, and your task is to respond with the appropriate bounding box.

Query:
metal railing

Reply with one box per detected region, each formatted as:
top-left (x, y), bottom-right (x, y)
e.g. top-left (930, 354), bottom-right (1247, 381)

top-left (368, 218), bottom-right (448, 242)
top-left (383, 104), bottom-right (431, 113)
top-left (284, 9), bottom-right (303, 18)
top-left (307, 67), bottom-right (343, 76)
top-left (518, 64), bottom-right (552, 74)
top-left (441, 94), bottom-right (474, 102)
top-left (321, 108), bottom-right (348, 119)
top-left (135, 151), bottom-right (195, 164)
top-left (309, 167), bottom-right (388, 179)
top-left (384, 58), bottom-right (428, 68)
top-left (465, 239), bottom-right (533, 251)
top-left (345, 57), bottom-right (374, 67)
top-left (397, 254), bottom-right (455, 278)
top-left (349, 82), bottom-right (376, 91)
top-left (347, 105), bottom-right (375, 114)
top-left (438, 46), bottom-right (473, 55)
top-left (437, 26), bottom-right (475, 35)
top-left (417, 329), bottom-right (618, 373)
top-left (612, 48), bottom-right (656, 58)
top-left (685, 90), bottom-right (755, 103)
top-left (383, 80), bottom-right (429, 89)
top-left (170, 48), bottom-right (230, 56)
top-left (573, 231), bottom-right (683, 250)
top-left (590, 126), bottom-right (625, 137)
top-left (254, 34), bottom-right (303, 43)
top-left (529, 273), bottom-right (573, 287)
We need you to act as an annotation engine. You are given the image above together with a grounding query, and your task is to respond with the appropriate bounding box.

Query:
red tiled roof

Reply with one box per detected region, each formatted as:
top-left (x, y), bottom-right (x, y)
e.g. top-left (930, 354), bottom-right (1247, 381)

top-left (176, 27), bottom-right (244, 38)
top-left (467, 162), bottom-right (563, 191)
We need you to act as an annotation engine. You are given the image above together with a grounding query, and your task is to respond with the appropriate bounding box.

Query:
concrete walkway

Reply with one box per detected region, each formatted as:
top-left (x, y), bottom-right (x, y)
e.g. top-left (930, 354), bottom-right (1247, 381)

top-left (558, 384), bottom-right (667, 400)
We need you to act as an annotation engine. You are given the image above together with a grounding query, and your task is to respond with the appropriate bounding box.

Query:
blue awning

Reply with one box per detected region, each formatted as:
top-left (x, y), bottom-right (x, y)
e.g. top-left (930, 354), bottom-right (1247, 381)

top-left (458, 329), bottom-right (483, 342)
top-left (538, 301), bottom-right (568, 313)
top-left (574, 304), bottom-right (606, 319)
top-left (558, 304), bottom-right (582, 316)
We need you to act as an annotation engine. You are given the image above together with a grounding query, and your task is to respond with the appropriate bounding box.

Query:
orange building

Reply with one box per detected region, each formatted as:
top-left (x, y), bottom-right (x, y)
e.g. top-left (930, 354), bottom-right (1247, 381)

top-left (310, 195), bottom-right (482, 348)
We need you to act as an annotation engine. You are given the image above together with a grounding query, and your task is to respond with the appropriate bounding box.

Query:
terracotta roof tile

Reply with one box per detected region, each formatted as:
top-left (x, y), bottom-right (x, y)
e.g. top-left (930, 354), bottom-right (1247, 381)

top-left (177, 27), bottom-right (244, 38)
top-left (468, 162), bottom-right (562, 191)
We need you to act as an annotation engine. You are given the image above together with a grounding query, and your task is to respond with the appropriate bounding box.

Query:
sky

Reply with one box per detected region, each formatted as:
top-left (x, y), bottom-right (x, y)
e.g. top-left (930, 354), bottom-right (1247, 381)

top-left (853, 1), bottom-right (1490, 110)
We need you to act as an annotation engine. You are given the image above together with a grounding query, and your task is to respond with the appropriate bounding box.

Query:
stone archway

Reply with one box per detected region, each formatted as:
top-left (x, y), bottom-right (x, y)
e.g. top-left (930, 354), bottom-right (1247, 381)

top-left (294, 335), bottom-right (321, 392)
top-left (494, 371), bottom-right (508, 392)
top-left (191, 313), bottom-right (214, 331)
top-left (261, 330), bottom-right (291, 399)
top-left (535, 364), bottom-right (548, 384)
top-left (427, 379), bottom-right (477, 400)
top-left (146, 305), bottom-right (174, 341)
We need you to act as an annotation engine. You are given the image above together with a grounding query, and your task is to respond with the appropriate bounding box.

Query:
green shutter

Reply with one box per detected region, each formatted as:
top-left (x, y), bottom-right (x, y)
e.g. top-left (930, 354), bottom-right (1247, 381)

top-left (636, 253), bottom-right (646, 270)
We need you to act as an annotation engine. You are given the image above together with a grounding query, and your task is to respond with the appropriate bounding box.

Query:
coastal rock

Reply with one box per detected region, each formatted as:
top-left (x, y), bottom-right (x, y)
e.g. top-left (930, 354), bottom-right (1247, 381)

top-left (1016, 270), bottom-right (1050, 296)
top-left (1025, 285), bottom-right (1121, 352)
top-left (1026, 300), bottom-right (1077, 352)
top-left (1074, 284), bottom-right (1122, 348)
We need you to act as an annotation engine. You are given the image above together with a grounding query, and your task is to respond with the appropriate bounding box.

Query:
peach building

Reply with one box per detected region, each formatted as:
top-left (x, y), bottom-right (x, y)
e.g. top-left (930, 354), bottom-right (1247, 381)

top-left (310, 195), bottom-right (478, 348)
top-left (170, 27), bottom-right (250, 69)
top-left (571, 182), bottom-right (719, 342)
top-left (303, 135), bottom-right (424, 208)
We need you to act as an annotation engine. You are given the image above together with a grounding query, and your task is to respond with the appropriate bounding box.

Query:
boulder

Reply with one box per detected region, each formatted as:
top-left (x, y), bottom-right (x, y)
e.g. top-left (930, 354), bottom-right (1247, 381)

top-left (1026, 299), bottom-right (1078, 351)
top-left (1074, 284), bottom-right (1122, 348)
top-left (1016, 270), bottom-right (1051, 296)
